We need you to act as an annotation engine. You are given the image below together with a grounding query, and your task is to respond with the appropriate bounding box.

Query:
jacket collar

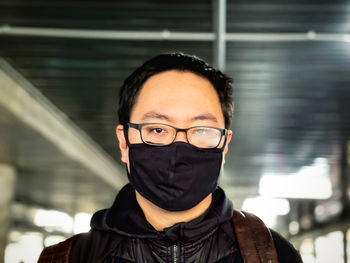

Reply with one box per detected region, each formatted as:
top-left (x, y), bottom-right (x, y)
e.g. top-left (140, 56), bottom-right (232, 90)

top-left (91, 183), bottom-right (233, 242)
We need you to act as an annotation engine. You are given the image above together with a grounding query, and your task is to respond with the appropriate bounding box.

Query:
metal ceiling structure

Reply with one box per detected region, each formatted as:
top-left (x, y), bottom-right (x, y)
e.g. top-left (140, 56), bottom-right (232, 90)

top-left (1, 0), bottom-right (350, 259)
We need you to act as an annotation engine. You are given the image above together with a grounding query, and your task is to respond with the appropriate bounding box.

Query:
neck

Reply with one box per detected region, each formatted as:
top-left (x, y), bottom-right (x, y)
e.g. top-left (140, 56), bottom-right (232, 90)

top-left (135, 191), bottom-right (212, 231)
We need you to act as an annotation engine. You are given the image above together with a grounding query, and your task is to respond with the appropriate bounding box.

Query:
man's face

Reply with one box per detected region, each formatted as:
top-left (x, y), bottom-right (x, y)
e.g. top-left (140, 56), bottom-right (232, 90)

top-left (116, 70), bottom-right (232, 165)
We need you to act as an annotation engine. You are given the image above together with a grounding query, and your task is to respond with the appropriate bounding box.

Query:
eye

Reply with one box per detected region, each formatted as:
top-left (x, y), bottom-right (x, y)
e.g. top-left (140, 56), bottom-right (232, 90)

top-left (144, 125), bottom-right (169, 135)
top-left (153, 128), bottom-right (164, 134)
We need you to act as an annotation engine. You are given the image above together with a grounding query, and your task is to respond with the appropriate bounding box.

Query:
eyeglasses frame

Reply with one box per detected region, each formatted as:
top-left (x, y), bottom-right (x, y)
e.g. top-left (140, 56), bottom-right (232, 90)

top-left (124, 122), bottom-right (228, 149)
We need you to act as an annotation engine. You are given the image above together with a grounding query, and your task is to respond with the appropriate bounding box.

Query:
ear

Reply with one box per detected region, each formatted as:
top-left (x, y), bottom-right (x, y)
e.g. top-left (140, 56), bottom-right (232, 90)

top-left (116, 124), bottom-right (128, 163)
top-left (224, 130), bottom-right (232, 154)
top-left (222, 130), bottom-right (232, 165)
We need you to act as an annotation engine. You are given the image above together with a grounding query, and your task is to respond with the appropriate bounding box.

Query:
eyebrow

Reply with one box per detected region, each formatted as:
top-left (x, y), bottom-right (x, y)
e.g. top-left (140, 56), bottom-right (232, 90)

top-left (141, 111), bottom-right (219, 123)
top-left (141, 112), bottom-right (172, 122)
top-left (191, 113), bottom-right (219, 123)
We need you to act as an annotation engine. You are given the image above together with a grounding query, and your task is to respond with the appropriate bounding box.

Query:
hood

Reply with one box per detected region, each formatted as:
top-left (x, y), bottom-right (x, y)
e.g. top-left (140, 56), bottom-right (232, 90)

top-left (90, 183), bottom-right (233, 243)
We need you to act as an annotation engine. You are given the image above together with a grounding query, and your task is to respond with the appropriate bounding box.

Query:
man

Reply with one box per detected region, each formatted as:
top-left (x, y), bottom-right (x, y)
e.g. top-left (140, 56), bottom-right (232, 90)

top-left (38, 53), bottom-right (302, 262)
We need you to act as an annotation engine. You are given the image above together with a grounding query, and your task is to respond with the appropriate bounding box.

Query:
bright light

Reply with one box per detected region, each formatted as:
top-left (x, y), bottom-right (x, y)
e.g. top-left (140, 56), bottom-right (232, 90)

top-left (344, 34), bottom-right (350, 42)
top-left (315, 231), bottom-right (344, 263)
top-left (242, 196), bottom-right (290, 228)
top-left (300, 238), bottom-right (315, 263)
top-left (307, 30), bottom-right (316, 40)
top-left (289, 221), bottom-right (300, 235)
top-left (44, 235), bottom-right (66, 247)
top-left (5, 232), bottom-right (43, 263)
top-left (73, 213), bottom-right (92, 234)
top-left (314, 200), bottom-right (342, 222)
top-left (242, 196), bottom-right (290, 215)
top-left (34, 209), bottom-right (73, 233)
top-left (259, 158), bottom-right (332, 199)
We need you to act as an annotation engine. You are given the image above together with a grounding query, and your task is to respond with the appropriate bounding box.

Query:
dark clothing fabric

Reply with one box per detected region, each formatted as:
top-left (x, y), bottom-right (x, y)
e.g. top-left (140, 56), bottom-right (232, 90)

top-left (69, 184), bottom-right (302, 263)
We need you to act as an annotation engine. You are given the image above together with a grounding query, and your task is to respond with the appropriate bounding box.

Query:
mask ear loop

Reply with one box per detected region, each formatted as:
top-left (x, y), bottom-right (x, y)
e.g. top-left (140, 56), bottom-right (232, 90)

top-left (123, 124), bottom-right (132, 174)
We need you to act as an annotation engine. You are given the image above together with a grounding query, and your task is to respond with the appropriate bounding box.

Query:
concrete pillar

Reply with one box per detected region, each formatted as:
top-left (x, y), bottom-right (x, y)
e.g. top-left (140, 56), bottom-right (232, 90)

top-left (0, 164), bottom-right (16, 263)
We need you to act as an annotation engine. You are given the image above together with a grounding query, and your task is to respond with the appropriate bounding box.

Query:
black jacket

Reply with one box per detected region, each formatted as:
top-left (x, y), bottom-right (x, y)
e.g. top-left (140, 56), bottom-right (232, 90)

top-left (69, 184), bottom-right (302, 262)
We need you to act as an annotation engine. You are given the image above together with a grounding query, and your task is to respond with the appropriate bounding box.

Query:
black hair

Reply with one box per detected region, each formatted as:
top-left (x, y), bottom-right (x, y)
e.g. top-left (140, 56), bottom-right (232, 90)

top-left (118, 52), bottom-right (234, 128)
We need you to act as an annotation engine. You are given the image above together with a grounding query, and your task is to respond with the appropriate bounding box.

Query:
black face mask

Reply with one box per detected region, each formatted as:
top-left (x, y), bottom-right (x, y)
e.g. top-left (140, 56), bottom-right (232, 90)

top-left (127, 142), bottom-right (223, 211)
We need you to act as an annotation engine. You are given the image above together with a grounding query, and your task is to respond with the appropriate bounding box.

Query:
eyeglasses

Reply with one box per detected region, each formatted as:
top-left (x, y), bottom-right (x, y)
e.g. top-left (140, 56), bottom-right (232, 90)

top-left (126, 122), bottom-right (228, 149)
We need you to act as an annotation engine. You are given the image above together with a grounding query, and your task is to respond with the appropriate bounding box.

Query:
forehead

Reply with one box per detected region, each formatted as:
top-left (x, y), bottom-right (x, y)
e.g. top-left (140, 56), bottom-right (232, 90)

top-left (130, 70), bottom-right (225, 126)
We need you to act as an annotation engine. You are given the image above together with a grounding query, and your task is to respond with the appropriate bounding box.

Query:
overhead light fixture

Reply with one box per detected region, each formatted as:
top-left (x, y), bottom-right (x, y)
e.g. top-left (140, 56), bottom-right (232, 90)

top-left (344, 34), bottom-right (350, 42)
top-left (314, 200), bottom-right (342, 222)
top-left (73, 213), bottom-right (92, 234)
top-left (33, 209), bottom-right (73, 233)
top-left (5, 232), bottom-right (43, 263)
top-left (44, 235), bottom-right (66, 247)
top-left (242, 196), bottom-right (290, 228)
top-left (259, 158), bottom-right (332, 199)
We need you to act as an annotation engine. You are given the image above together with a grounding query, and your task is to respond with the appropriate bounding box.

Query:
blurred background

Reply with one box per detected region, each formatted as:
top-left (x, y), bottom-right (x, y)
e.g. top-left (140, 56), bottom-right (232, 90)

top-left (0, 0), bottom-right (350, 262)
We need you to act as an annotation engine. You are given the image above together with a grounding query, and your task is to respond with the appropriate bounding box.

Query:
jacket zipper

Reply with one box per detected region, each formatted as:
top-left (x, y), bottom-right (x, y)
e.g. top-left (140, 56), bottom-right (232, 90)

top-left (172, 244), bottom-right (179, 263)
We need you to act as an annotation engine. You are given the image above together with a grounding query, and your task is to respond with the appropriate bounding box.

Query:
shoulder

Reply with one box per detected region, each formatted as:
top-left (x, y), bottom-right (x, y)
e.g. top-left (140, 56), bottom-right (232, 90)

top-left (69, 229), bottom-right (123, 262)
top-left (270, 229), bottom-right (303, 263)
top-left (38, 230), bottom-right (123, 263)
top-left (38, 234), bottom-right (81, 263)
top-left (230, 210), bottom-right (303, 263)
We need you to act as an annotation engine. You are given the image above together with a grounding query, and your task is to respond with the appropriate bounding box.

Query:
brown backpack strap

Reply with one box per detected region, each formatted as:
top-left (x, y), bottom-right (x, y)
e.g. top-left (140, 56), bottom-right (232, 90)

top-left (232, 210), bottom-right (279, 263)
top-left (38, 234), bottom-right (81, 263)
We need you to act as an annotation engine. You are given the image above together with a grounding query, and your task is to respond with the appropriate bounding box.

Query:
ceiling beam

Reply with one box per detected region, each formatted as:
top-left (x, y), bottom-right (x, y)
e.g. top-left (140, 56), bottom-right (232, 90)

top-left (213, 0), bottom-right (227, 72)
top-left (1, 25), bottom-right (350, 43)
top-left (0, 58), bottom-right (128, 190)
top-left (0, 25), bottom-right (215, 41)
